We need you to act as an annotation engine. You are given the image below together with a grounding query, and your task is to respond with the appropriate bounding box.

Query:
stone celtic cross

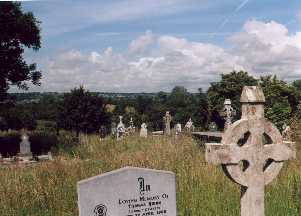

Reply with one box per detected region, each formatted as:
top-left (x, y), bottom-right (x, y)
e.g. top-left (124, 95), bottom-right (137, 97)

top-left (206, 86), bottom-right (296, 216)
top-left (223, 99), bottom-right (236, 130)
top-left (163, 111), bottom-right (172, 136)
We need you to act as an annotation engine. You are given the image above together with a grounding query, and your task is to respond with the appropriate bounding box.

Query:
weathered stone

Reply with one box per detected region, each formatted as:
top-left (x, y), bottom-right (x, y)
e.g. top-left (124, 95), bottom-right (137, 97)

top-left (208, 122), bottom-right (217, 132)
top-left (19, 132), bottom-right (32, 157)
top-left (117, 116), bottom-right (126, 140)
top-left (184, 118), bottom-right (194, 132)
top-left (205, 86), bottom-right (296, 216)
top-left (163, 111), bottom-right (172, 136)
top-left (140, 123), bottom-right (148, 138)
top-left (77, 167), bottom-right (177, 216)
top-left (175, 123), bottom-right (181, 136)
top-left (282, 125), bottom-right (292, 141)
top-left (222, 99), bottom-right (236, 130)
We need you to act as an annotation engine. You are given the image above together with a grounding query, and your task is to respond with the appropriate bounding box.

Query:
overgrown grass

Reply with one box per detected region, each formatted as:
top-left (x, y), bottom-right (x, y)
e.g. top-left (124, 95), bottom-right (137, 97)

top-left (0, 133), bottom-right (300, 215)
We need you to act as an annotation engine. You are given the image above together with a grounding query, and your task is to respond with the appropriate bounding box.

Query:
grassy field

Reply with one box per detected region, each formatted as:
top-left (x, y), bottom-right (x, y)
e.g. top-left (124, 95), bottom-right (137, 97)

top-left (0, 133), bottom-right (300, 216)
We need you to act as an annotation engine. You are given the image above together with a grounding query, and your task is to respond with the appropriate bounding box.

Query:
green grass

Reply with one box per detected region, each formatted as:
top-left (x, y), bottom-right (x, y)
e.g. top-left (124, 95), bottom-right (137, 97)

top-left (0, 133), bottom-right (300, 215)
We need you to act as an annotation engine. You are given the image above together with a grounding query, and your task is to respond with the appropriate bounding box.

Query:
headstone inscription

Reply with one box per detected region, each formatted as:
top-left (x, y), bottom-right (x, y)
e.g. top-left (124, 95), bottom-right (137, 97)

top-left (163, 111), bottom-right (172, 136)
top-left (205, 86), bottom-right (296, 216)
top-left (77, 167), bottom-right (177, 216)
top-left (19, 132), bottom-right (32, 157)
top-left (140, 123), bottom-right (148, 138)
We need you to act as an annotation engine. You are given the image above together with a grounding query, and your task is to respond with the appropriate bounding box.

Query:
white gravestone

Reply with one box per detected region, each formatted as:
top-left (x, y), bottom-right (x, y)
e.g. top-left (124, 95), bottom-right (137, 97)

top-left (78, 167), bottom-right (177, 216)
top-left (175, 123), bottom-right (181, 136)
top-left (184, 118), bottom-right (194, 132)
top-left (206, 86), bottom-right (296, 216)
top-left (117, 116), bottom-right (126, 140)
top-left (140, 123), bottom-right (148, 138)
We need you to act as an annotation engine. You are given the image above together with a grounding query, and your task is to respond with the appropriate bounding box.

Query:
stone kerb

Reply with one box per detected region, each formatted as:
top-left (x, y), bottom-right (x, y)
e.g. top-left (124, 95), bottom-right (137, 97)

top-left (205, 86), bottom-right (296, 216)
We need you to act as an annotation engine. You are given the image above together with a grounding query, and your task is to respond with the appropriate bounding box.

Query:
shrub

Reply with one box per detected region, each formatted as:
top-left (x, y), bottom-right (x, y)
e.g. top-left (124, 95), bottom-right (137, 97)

top-left (0, 131), bottom-right (20, 157)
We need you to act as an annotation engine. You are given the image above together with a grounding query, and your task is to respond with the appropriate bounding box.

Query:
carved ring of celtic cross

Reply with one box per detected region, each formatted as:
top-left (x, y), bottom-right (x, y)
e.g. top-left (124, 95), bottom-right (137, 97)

top-left (208, 117), bottom-right (293, 187)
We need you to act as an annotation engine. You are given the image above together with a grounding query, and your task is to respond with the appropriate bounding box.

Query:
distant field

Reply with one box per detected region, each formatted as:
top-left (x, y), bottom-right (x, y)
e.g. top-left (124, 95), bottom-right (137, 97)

top-left (0, 134), bottom-right (300, 216)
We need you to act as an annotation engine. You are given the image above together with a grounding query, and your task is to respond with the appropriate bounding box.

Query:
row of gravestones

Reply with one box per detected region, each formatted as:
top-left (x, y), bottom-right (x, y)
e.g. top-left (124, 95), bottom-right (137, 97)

top-left (112, 112), bottom-right (196, 140)
top-left (77, 86), bottom-right (296, 216)
top-left (111, 98), bottom-right (238, 141)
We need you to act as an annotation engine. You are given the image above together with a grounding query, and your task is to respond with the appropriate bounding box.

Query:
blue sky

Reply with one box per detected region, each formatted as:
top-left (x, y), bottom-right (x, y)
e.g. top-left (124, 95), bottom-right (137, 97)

top-left (19, 0), bottom-right (301, 92)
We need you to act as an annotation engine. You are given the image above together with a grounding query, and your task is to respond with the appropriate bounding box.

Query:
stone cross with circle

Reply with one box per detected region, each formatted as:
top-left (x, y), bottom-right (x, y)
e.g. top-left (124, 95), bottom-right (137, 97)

top-left (206, 86), bottom-right (296, 216)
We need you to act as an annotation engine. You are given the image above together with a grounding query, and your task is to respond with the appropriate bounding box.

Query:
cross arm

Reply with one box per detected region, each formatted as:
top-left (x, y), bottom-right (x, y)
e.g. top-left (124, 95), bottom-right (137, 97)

top-left (205, 143), bottom-right (248, 165)
top-left (264, 141), bottom-right (296, 162)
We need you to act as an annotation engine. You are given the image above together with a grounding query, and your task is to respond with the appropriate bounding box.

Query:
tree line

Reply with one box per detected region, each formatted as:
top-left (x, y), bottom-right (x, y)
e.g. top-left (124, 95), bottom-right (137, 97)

top-left (0, 71), bottom-right (300, 136)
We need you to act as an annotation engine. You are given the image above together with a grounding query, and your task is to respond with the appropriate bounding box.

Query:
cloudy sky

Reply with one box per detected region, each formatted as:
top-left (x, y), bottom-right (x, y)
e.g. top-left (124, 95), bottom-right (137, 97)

top-left (20, 0), bottom-right (301, 92)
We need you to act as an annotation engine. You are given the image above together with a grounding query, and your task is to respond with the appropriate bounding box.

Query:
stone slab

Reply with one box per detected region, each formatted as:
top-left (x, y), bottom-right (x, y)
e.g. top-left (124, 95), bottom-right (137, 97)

top-left (78, 166), bottom-right (176, 216)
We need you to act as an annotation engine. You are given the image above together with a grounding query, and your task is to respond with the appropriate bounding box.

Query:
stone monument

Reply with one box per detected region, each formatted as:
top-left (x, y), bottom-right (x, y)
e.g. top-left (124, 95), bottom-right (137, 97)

top-left (282, 124), bottom-right (292, 141)
top-left (116, 116), bottom-right (126, 140)
top-left (77, 167), bottom-right (177, 216)
top-left (222, 98), bottom-right (236, 130)
top-left (111, 122), bottom-right (117, 136)
top-left (205, 86), bottom-right (296, 216)
top-left (163, 111), bottom-right (172, 136)
top-left (19, 131), bottom-right (32, 157)
top-left (128, 117), bottom-right (135, 133)
top-left (184, 118), bottom-right (194, 132)
top-left (140, 123), bottom-right (148, 138)
top-left (175, 123), bottom-right (181, 136)
top-left (208, 122), bottom-right (217, 132)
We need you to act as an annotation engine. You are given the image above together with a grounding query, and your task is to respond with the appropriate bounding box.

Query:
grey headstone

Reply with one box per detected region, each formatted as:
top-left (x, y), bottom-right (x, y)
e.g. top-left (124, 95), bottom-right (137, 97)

top-left (77, 167), bottom-right (176, 216)
top-left (19, 133), bottom-right (32, 156)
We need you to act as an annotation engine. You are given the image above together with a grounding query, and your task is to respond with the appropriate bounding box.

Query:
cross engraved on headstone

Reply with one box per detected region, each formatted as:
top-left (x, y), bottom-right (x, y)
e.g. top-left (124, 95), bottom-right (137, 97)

top-left (205, 86), bottom-right (296, 216)
top-left (222, 99), bottom-right (236, 130)
top-left (163, 111), bottom-right (172, 136)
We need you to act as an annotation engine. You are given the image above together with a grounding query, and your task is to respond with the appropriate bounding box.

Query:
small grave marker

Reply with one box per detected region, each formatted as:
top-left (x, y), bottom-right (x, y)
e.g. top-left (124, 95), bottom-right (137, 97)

top-left (163, 111), bottom-right (172, 136)
top-left (77, 167), bottom-right (176, 216)
top-left (117, 116), bottom-right (126, 140)
top-left (140, 123), bottom-right (148, 138)
top-left (222, 99), bottom-right (236, 130)
top-left (19, 131), bottom-right (32, 157)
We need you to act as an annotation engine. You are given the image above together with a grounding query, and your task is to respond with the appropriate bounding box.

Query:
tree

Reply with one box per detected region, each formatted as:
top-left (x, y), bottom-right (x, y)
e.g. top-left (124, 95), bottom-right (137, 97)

top-left (0, 2), bottom-right (41, 101)
top-left (292, 79), bottom-right (301, 92)
top-left (260, 76), bottom-right (301, 128)
top-left (58, 86), bottom-right (109, 136)
top-left (207, 71), bottom-right (257, 128)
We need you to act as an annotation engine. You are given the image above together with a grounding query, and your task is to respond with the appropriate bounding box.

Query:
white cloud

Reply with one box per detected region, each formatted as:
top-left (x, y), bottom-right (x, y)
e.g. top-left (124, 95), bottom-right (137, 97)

top-left (129, 30), bottom-right (155, 53)
top-left (29, 20), bottom-right (301, 92)
top-left (229, 20), bottom-right (301, 80)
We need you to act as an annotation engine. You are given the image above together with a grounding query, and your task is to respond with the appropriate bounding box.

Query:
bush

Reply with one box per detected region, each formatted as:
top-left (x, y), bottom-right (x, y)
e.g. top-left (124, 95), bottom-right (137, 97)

top-left (0, 131), bottom-right (20, 157)
top-left (29, 132), bottom-right (58, 155)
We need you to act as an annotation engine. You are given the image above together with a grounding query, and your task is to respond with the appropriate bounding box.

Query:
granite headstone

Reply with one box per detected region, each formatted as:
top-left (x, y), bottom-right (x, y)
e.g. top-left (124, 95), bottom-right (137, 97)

top-left (77, 167), bottom-right (176, 216)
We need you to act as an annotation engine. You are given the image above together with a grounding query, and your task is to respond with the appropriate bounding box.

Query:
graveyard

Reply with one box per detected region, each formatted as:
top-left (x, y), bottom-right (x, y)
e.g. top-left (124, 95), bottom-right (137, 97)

top-left (1, 1), bottom-right (301, 216)
top-left (0, 128), bottom-right (300, 215)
